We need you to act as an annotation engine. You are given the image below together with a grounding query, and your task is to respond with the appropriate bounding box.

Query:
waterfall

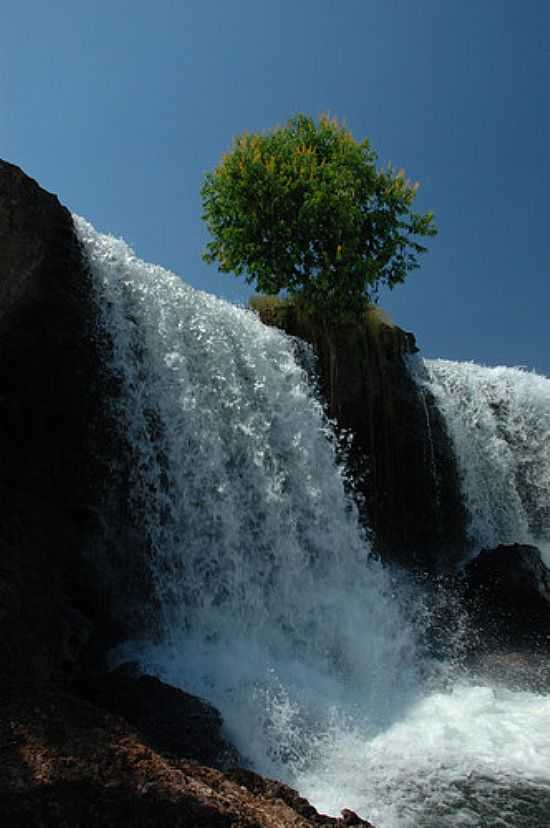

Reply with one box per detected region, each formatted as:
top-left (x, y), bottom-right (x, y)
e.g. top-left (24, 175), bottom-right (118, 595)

top-left (416, 358), bottom-right (550, 561)
top-left (75, 216), bottom-right (550, 828)
top-left (75, 215), bottom-right (419, 767)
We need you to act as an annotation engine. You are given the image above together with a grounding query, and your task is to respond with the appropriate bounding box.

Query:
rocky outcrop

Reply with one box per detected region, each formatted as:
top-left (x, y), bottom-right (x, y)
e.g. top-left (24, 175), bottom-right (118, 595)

top-left (0, 161), bottom-right (160, 690)
top-left (259, 305), bottom-right (467, 570)
top-left (463, 543), bottom-right (550, 652)
top-left (226, 769), bottom-right (374, 826)
top-left (76, 666), bottom-right (239, 768)
top-left (415, 543), bottom-right (550, 669)
top-left (0, 160), bottom-right (106, 688)
top-left (0, 689), bottom-right (375, 828)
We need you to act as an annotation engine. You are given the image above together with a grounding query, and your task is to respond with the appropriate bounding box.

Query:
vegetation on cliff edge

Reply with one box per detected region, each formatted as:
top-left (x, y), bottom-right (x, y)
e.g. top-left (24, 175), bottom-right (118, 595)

top-left (202, 114), bottom-right (436, 320)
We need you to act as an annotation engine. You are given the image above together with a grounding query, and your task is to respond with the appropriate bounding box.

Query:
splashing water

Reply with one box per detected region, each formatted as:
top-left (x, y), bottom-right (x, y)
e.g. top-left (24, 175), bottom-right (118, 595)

top-left (75, 216), bottom-right (550, 827)
top-left (416, 358), bottom-right (550, 558)
top-left (75, 215), bottom-right (419, 767)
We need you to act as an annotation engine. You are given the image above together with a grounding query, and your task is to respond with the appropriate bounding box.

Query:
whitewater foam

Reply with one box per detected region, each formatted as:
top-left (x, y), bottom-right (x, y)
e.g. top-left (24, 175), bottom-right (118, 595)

top-left (416, 358), bottom-right (550, 555)
top-left (298, 681), bottom-right (550, 827)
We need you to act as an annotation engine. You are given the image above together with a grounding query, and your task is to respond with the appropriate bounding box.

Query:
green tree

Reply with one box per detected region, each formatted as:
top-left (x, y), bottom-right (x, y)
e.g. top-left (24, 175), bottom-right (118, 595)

top-left (201, 114), bottom-right (436, 319)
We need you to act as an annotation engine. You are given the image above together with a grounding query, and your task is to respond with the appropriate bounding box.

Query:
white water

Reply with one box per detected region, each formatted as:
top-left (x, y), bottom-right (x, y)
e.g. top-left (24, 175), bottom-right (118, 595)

top-left (76, 216), bottom-right (550, 827)
top-left (417, 359), bottom-right (550, 563)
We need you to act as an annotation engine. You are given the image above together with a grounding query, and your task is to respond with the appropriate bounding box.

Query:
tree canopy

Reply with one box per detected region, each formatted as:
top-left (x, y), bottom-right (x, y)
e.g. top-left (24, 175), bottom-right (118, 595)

top-left (201, 114), bottom-right (437, 319)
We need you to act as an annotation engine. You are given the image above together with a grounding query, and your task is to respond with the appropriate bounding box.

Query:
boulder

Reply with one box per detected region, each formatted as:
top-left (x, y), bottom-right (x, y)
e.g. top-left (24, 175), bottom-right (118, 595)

top-left (463, 543), bottom-right (550, 652)
top-left (0, 689), bottom-right (377, 827)
top-left (226, 768), bottom-right (376, 826)
top-left (77, 667), bottom-right (239, 768)
top-left (469, 651), bottom-right (550, 693)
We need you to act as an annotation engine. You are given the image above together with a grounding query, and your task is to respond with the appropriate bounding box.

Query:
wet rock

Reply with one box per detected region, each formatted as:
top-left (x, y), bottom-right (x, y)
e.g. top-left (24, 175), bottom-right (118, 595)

top-left (226, 768), bottom-right (376, 827)
top-left (0, 689), bottom-right (378, 828)
top-left (76, 667), bottom-right (239, 767)
top-left (463, 543), bottom-right (550, 652)
top-left (339, 810), bottom-right (373, 826)
top-left (470, 651), bottom-right (550, 693)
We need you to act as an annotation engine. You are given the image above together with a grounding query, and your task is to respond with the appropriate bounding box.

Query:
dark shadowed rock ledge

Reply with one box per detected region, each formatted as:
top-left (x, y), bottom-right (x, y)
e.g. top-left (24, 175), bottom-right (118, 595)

top-left (75, 666), bottom-right (240, 768)
top-left (0, 689), bottom-right (375, 828)
top-left (421, 542), bottom-right (550, 685)
top-left (0, 158), bottom-right (114, 689)
top-left (0, 158), bottom-right (167, 690)
top-left (463, 543), bottom-right (550, 656)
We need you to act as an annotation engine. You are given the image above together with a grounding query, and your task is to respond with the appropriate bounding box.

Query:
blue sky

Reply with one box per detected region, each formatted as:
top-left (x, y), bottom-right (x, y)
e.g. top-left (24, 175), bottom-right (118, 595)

top-left (2, 1), bottom-right (549, 372)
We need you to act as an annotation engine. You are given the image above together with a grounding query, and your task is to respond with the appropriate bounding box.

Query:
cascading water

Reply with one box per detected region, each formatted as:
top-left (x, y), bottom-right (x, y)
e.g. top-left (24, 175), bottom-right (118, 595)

top-left (75, 215), bottom-right (550, 827)
top-left (416, 358), bottom-right (550, 563)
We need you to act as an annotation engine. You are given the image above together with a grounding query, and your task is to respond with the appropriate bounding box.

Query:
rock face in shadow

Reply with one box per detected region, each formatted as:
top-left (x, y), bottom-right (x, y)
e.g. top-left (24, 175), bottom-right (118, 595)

top-left (463, 543), bottom-right (550, 652)
top-left (76, 667), bottom-right (240, 768)
top-left (259, 307), bottom-right (467, 570)
top-left (0, 689), bottom-right (375, 828)
top-left (0, 159), bottom-right (106, 688)
top-left (0, 160), bottom-right (159, 690)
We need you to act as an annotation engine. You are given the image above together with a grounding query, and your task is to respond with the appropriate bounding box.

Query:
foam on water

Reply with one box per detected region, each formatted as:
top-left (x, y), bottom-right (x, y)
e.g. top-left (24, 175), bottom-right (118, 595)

top-left (75, 216), bottom-right (550, 827)
top-left (298, 682), bottom-right (550, 827)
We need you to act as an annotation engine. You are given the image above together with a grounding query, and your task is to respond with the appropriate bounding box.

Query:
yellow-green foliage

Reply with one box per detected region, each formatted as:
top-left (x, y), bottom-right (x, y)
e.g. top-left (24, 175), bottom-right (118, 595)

top-left (250, 293), bottom-right (395, 343)
top-left (363, 304), bottom-right (395, 331)
top-left (249, 294), bottom-right (291, 327)
top-left (202, 114), bottom-right (436, 320)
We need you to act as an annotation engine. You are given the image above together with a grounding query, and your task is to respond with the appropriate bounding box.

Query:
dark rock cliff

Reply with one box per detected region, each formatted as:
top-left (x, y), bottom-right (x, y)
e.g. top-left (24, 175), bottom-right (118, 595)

top-left (463, 543), bottom-right (550, 653)
top-left (0, 160), bottom-right (107, 688)
top-left (257, 304), bottom-right (467, 570)
top-left (0, 161), bottom-right (162, 691)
